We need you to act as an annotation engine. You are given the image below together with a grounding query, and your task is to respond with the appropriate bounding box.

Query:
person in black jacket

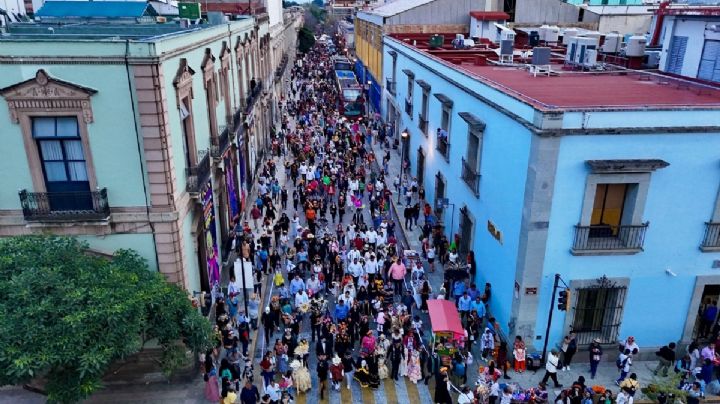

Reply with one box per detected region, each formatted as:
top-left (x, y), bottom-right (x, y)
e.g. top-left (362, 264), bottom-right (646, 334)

top-left (654, 342), bottom-right (676, 377)
top-left (317, 354), bottom-right (329, 400)
top-left (388, 340), bottom-right (405, 381)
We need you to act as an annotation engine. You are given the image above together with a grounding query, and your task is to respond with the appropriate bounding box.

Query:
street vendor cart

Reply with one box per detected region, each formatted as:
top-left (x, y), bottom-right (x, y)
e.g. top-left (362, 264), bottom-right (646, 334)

top-left (428, 299), bottom-right (466, 366)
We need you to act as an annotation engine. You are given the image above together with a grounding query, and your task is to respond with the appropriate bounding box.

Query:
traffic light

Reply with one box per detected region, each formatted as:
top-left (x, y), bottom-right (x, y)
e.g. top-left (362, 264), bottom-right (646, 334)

top-left (558, 289), bottom-right (570, 311)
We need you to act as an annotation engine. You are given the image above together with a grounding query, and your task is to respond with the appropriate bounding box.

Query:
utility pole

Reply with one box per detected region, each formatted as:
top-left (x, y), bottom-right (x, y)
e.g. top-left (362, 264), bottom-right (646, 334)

top-left (541, 273), bottom-right (561, 364)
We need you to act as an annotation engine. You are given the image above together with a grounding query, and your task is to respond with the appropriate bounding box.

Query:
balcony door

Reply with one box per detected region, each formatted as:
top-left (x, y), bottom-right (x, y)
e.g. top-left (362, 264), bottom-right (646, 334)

top-left (32, 117), bottom-right (91, 211)
top-left (590, 183), bottom-right (628, 236)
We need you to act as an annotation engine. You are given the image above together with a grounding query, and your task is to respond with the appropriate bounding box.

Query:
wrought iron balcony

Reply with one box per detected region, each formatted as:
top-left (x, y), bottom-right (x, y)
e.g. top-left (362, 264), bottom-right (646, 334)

top-left (210, 127), bottom-right (232, 159)
top-left (19, 188), bottom-right (110, 222)
top-left (572, 223), bottom-right (649, 254)
top-left (436, 136), bottom-right (449, 159)
top-left (461, 157), bottom-right (480, 196)
top-left (185, 152), bottom-right (211, 195)
top-left (275, 54), bottom-right (289, 83)
top-left (404, 98), bottom-right (413, 117)
top-left (701, 222), bottom-right (720, 250)
top-left (419, 115), bottom-right (428, 136)
top-left (386, 79), bottom-right (396, 96)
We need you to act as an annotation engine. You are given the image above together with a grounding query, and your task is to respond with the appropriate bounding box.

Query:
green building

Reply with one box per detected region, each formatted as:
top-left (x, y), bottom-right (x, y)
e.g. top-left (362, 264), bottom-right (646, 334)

top-left (0, 16), bottom-right (273, 293)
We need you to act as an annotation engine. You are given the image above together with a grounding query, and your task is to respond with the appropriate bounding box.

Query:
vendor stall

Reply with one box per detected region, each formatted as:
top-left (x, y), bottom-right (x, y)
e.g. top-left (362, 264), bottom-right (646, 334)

top-left (428, 299), bottom-right (465, 365)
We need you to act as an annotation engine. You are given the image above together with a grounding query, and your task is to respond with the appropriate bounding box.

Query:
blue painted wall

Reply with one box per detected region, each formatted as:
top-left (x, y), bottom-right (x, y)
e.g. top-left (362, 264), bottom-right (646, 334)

top-left (383, 40), bottom-right (534, 336)
top-left (541, 132), bottom-right (720, 347)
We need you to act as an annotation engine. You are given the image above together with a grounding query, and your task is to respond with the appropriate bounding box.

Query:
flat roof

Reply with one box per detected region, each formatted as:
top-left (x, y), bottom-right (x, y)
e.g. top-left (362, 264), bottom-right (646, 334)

top-left (460, 65), bottom-right (720, 110)
top-left (387, 35), bottom-right (720, 111)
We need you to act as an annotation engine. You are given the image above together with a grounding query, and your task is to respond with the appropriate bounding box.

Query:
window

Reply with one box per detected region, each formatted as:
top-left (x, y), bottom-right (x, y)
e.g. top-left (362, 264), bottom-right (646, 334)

top-left (32, 117), bottom-right (88, 186)
top-left (416, 147), bottom-right (425, 185)
top-left (572, 284), bottom-right (627, 344)
top-left (405, 72), bottom-right (414, 118)
top-left (462, 127), bottom-right (482, 195)
top-left (434, 93), bottom-right (453, 159)
top-left (701, 184), bottom-right (720, 251)
top-left (698, 40), bottom-right (720, 84)
top-left (418, 85), bottom-right (430, 136)
top-left (573, 159), bottom-right (668, 254)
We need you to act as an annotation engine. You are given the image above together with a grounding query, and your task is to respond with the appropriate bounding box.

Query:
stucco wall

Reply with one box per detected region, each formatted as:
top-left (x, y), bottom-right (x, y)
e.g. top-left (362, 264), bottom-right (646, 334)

top-left (541, 132), bottom-right (720, 347)
top-left (514, 0), bottom-right (580, 26)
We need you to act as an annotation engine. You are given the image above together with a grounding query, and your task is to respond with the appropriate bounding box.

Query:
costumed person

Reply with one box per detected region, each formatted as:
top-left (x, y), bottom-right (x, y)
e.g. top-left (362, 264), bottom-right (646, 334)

top-left (330, 354), bottom-right (345, 391)
top-left (399, 345), bottom-right (409, 377)
top-left (434, 367), bottom-right (453, 404)
top-left (407, 348), bottom-right (423, 384)
top-left (354, 360), bottom-right (372, 388)
top-left (290, 358), bottom-right (312, 393)
top-left (295, 338), bottom-right (310, 367)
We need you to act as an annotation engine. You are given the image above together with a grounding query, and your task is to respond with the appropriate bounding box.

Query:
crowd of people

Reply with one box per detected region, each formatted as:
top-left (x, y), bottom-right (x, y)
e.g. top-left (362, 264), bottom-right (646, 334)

top-left (193, 34), bottom-right (716, 404)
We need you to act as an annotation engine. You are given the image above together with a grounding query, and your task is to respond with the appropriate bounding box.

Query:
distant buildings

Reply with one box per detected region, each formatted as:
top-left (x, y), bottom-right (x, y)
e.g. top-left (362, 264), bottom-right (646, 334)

top-left (354, 0), bottom-right (499, 117)
top-left (0, 9), bottom-right (300, 293)
top-left (652, 2), bottom-right (720, 83)
top-left (514, 0), bottom-right (653, 34)
top-left (382, 25), bottom-right (720, 351)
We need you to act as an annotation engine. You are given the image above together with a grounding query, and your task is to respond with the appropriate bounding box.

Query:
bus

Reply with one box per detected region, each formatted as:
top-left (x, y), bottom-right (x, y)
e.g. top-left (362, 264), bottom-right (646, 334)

top-left (335, 70), bottom-right (363, 119)
top-left (332, 55), bottom-right (354, 72)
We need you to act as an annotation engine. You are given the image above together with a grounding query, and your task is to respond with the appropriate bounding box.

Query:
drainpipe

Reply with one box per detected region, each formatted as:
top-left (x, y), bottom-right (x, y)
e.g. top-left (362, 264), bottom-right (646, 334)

top-left (650, 1), bottom-right (669, 47)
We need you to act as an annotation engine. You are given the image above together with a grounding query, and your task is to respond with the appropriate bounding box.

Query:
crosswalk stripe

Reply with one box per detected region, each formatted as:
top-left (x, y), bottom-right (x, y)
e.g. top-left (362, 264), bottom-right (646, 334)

top-left (296, 390), bottom-right (307, 404)
top-left (340, 382), bottom-right (353, 404)
top-left (360, 383), bottom-right (374, 403)
top-left (394, 375), bottom-right (410, 403)
top-left (350, 375), bottom-right (364, 404)
top-left (373, 379), bottom-right (386, 403)
top-left (405, 377), bottom-right (422, 404)
top-left (383, 379), bottom-right (398, 404)
top-left (416, 378), bottom-right (434, 404)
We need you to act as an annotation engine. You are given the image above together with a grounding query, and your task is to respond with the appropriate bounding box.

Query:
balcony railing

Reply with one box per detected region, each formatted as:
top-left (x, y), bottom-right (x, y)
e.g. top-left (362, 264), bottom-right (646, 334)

top-left (436, 136), bottom-right (449, 159)
top-left (572, 223), bottom-right (649, 254)
top-left (405, 98), bottom-right (413, 116)
top-left (19, 188), bottom-right (110, 222)
top-left (275, 54), bottom-right (289, 83)
top-left (386, 79), bottom-right (396, 96)
top-left (186, 152), bottom-right (211, 195)
top-left (461, 157), bottom-right (480, 196)
top-left (702, 222), bottom-right (720, 250)
top-left (210, 127), bottom-right (231, 159)
top-left (419, 115), bottom-right (428, 136)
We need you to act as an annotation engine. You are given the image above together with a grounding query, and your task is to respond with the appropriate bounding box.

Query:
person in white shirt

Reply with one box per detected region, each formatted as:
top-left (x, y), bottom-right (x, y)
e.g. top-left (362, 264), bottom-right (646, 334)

top-left (364, 255), bottom-right (379, 280)
top-left (365, 229), bottom-right (378, 251)
top-left (307, 274), bottom-right (321, 296)
top-left (348, 258), bottom-right (364, 280)
top-left (540, 349), bottom-right (563, 388)
top-left (458, 386), bottom-right (475, 404)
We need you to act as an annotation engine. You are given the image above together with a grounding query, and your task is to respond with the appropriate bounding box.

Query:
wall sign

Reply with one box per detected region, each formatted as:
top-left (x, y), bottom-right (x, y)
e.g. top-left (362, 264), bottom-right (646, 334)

top-left (525, 287), bottom-right (538, 295)
top-left (487, 220), bottom-right (503, 245)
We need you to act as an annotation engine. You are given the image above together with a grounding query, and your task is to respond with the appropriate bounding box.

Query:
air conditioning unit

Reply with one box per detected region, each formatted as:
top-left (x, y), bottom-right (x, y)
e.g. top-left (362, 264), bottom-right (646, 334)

top-left (566, 36), bottom-right (599, 66)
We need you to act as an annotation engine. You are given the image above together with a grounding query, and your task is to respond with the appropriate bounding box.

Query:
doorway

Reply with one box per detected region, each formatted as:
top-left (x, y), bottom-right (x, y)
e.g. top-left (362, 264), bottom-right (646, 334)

top-left (694, 284), bottom-right (720, 340)
top-left (417, 147), bottom-right (425, 186)
top-left (196, 214), bottom-right (210, 293)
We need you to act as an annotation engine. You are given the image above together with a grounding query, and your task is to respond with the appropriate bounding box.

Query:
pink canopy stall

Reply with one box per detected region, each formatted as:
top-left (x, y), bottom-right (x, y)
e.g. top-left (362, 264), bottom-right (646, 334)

top-left (428, 299), bottom-right (465, 342)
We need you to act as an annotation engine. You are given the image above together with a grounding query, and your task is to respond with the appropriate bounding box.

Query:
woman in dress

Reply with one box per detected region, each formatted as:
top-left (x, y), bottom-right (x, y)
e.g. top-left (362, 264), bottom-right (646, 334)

top-left (434, 367), bottom-right (453, 404)
top-left (420, 281), bottom-right (432, 313)
top-left (407, 348), bottom-right (423, 384)
top-left (398, 345), bottom-right (409, 378)
top-left (204, 365), bottom-right (221, 402)
top-left (354, 360), bottom-right (372, 388)
top-left (291, 358), bottom-right (312, 393)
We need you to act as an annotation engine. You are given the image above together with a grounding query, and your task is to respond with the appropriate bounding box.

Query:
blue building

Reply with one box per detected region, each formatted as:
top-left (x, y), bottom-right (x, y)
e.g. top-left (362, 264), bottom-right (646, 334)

top-left (383, 32), bottom-right (720, 352)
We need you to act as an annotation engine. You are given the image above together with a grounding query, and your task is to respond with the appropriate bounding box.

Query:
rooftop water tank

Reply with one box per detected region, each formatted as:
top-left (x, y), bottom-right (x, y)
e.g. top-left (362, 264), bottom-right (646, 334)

top-left (429, 34), bottom-right (445, 49)
top-left (563, 28), bottom-right (579, 45)
top-left (545, 26), bottom-right (560, 43)
top-left (602, 32), bottom-right (621, 53)
top-left (626, 35), bottom-right (647, 57)
top-left (539, 24), bottom-right (550, 41)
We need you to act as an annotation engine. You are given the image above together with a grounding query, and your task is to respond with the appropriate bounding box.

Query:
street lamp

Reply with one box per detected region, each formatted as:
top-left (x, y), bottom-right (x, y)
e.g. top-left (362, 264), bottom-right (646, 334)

top-left (397, 129), bottom-right (409, 205)
top-left (366, 80), bottom-right (372, 118)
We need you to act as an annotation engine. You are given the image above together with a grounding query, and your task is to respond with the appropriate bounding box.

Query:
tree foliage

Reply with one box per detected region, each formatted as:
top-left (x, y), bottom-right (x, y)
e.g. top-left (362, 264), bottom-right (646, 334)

top-left (298, 25), bottom-right (316, 53)
top-left (282, 0), bottom-right (299, 7)
top-left (0, 236), bottom-right (213, 403)
top-left (312, 0), bottom-right (324, 6)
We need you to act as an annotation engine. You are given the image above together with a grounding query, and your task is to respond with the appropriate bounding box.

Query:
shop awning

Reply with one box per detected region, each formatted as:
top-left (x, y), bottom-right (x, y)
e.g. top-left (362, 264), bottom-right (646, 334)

top-left (427, 299), bottom-right (465, 341)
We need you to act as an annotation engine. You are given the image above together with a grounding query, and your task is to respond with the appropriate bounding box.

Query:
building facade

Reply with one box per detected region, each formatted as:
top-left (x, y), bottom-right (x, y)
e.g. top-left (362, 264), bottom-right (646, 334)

top-left (269, 6), bottom-right (303, 128)
top-left (653, 5), bottom-right (720, 84)
top-left (355, 0), bottom-right (497, 119)
top-left (383, 33), bottom-right (720, 351)
top-left (0, 18), bottom-right (268, 294)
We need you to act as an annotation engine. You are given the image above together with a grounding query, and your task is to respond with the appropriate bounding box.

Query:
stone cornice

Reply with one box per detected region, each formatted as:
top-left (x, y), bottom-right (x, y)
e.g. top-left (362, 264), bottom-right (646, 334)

top-left (586, 159), bottom-right (670, 173)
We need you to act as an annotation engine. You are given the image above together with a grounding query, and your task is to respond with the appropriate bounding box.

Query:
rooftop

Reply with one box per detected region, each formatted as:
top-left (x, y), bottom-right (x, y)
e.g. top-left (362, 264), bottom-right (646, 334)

top-left (36, 1), bottom-right (157, 18)
top-left (360, 0), bottom-right (434, 17)
top-left (388, 34), bottom-right (720, 111)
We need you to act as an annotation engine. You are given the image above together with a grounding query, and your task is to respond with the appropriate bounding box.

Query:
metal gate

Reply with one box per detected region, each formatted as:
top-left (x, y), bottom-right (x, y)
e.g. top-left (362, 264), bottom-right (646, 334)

top-left (571, 276), bottom-right (627, 345)
top-left (666, 36), bottom-right (688, 75)
top-left (434, 172), bottom-right (446, 217)
top-left (458, 206), bottom-right (474, 256)
top-left (698, 40), bottom-right (720, 83)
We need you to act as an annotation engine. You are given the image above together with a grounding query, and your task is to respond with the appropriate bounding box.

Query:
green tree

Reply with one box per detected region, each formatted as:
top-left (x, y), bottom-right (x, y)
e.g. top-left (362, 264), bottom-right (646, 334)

top-left (298, 25), bottom-right (316, 53)
top-left (312, 0), bottom-right (324, 6)
top-left (0, 236), bottom-right (213, 403)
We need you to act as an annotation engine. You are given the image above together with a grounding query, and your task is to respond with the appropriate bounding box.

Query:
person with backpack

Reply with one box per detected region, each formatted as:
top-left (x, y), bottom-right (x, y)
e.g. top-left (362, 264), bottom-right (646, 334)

top-left (616, 348), bottom-right (633, 385)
